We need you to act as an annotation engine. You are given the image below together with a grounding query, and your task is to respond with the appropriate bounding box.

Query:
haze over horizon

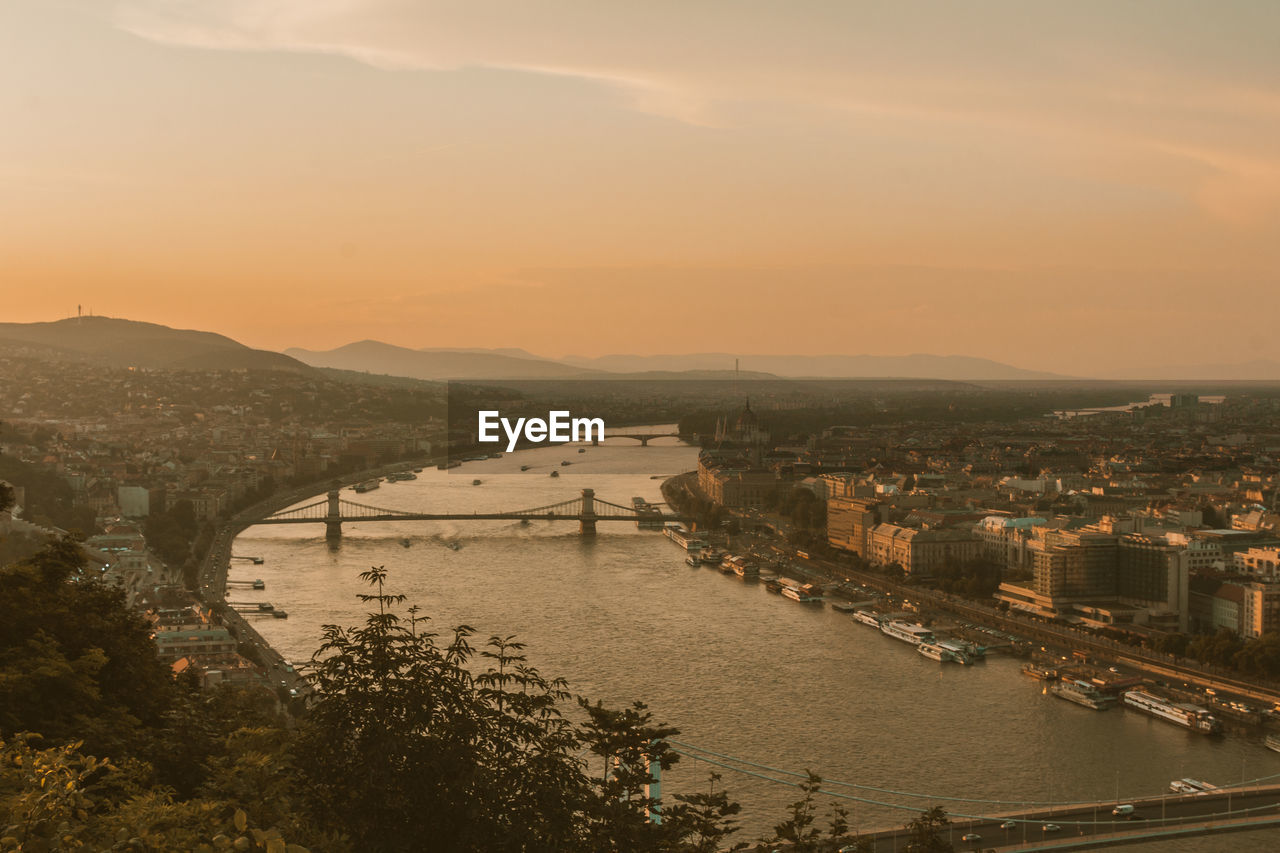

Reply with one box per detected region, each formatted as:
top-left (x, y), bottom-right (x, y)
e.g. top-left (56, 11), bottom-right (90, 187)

top-left (4, 1), bottom-right (1279, 374)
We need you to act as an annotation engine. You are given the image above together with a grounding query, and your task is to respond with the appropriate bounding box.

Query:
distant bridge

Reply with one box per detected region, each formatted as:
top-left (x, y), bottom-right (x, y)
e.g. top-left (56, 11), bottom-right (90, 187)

top-left (256, 487), bottom-right (685, 539)
top-left (596, 430), bottom-right (687, 447)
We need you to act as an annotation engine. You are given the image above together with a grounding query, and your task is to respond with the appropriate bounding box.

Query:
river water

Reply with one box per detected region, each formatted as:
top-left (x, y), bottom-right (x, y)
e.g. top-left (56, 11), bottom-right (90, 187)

top-left (233, 434), bottom-right (1279, 849)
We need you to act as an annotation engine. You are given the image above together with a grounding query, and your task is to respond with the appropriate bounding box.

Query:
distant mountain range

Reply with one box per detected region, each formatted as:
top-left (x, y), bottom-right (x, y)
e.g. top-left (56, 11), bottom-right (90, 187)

top-left (558, 352), bottom-right (1071, 381)
top-left (0, 317), bottom-right (311, 373)
top-left (284, 341), bottom-right (597, 380)
top-left (5, 318), bottom-right (1278, 382)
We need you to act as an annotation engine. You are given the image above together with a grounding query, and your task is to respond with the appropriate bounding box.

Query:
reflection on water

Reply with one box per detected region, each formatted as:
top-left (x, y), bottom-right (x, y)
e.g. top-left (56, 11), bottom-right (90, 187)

top-left (233, 437), bottom-right (1280, 848)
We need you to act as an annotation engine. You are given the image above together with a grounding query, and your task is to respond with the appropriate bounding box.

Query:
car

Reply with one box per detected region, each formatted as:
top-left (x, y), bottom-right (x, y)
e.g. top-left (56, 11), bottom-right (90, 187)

top-left (1041, 823), bottom-right (1061, 832)
top-left (961, 833), bottom-right (982, 842)
top-left (1000, 820), bottom-right (1017, 830)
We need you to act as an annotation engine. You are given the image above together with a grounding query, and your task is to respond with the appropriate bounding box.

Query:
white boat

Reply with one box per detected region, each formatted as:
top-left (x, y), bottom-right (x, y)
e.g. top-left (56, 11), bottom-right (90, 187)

top-left (1050, 679), bottom-right (1116, 710)
top-left (781, 584), bottom-right (823, 603)
top-left (917, 642), bottom-right (956, 662)
top-left (880, 620), bottom-right (935, 646)
top-left (1169, 778), bottom-right (1216, 795)
top-left (1123, 690), bottom-right (1221, 734)
top-left (852, 610), bottom-right (882, 627)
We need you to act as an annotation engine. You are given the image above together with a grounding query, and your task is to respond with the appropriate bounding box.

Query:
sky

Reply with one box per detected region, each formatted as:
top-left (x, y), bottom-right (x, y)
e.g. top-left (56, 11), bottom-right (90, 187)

top-left (3, 1), bottom-right (1279, 374)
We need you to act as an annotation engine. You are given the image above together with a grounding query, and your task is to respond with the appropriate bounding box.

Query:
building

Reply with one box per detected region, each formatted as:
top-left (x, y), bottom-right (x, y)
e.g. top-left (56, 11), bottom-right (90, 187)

top-left (864, 523), bottom-right (980, 576)
top-left (1241, 582), bottom-right (1280, 639)
top-left (826, 497), bottom-right (883, 557)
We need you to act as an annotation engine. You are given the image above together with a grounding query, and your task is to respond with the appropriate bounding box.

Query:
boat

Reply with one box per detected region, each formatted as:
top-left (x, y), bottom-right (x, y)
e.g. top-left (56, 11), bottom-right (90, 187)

top-left (732, 561), bottom-right (760, 578)
top-left (1050, 679), bottom-right (1116, 710)
top-left (256, 603), bottom-right (274, 612)
top-left (917, 642), bottom-right (956, 663)
top-left (1123, 690), bottom-right (1221, 734)
top-left (935, 641), bottom-right (974, 665)
top-left (1267, 734), bottom-right (1280, 754)
top-left (578, 448), bottom-right (586, 453)
top-left (272, 610), bottom-right (288, 619)
top-left (472, 479), bottom-right (482, 486)
top-left (1021, 664), bottom-right (1059, 681)
top-left (446, 541), bottom-right (461, 551)
top-left (353, 479), bottom-right (381, 493)
top-left (700, 549), bottom-right (724, 565)
top-left (880, 620), bottom-right (935, 646)
top-left (521, 465), bottom-right (531, 471)
top-left (550, 470), bottom-right (560, 478)
top-left (1169, 778), bottom-right (1216, 795)
top-left (781, 584), bottom-right (823, 603)
top-left (852, 610), bottom-right (882, 627)
top-left (830, 602), bottom-right (859, 613)
top-left (400, 538), bottom-right (412, 549)
top-left (764, 578), bottom-right (786, 594)
top-left (560, 460), bottom-right (571, 466)
top-left (251, 579), bottom-right (265, 590)
top-left (685, 554), bottom-right (702, 567)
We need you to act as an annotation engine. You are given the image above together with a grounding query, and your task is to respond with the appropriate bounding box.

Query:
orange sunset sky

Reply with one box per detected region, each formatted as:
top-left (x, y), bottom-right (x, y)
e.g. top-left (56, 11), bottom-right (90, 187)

top-left (3, 1), bottom-right (1279, 373)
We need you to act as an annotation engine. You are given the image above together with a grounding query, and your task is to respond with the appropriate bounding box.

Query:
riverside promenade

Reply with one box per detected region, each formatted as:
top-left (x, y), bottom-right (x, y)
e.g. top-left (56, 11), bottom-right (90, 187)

top-left (196, 460), bottom-right (430, 703)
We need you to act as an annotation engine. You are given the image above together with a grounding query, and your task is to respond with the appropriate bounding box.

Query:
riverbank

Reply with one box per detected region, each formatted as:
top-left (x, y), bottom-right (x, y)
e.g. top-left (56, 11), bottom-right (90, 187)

top-left (196, 458), bottom-right (432, 704)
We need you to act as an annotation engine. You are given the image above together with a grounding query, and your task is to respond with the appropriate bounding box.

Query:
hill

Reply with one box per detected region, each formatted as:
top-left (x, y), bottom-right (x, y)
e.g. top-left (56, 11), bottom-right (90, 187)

top-left (0, 317), bottom-right (312, 373)
top-left (285, 340), bottom-right (599, 380)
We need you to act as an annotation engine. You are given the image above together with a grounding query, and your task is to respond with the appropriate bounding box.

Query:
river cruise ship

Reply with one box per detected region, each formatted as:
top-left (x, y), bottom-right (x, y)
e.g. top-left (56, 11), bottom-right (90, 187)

top-left (880, 620), bottom-right (935, 646)
top-left (1050, 679), bottom-right (1116, 710)
top-left (1123, 690), bottom-right (1221, 734)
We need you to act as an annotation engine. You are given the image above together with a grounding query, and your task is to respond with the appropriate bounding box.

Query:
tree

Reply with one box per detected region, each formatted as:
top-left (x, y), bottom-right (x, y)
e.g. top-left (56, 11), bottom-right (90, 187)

top-left (0, 539), bottom-right (174, 758)
top-left (904, 805), bottom-right (954, 853)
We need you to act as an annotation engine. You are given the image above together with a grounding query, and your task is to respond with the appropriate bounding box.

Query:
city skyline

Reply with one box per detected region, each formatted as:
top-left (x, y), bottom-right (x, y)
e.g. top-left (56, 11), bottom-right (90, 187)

top-left (4, 1), bottom-right (1280, 373)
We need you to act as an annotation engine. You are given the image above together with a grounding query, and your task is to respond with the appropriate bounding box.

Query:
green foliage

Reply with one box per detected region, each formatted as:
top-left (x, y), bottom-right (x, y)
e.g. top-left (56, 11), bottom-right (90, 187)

top-left (144, 500), bottom-right (199, 569)
top-left (903, 805), bottom-right (954, 853)
top-left (922, 557), bottom-right (1003, 598)
top-left (0, 540), bottom-right (173, 758)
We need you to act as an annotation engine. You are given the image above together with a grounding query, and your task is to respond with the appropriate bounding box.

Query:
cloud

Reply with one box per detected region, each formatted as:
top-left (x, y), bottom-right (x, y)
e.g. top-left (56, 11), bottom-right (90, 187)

top-left (98, 0), bottom-right (1280, 223)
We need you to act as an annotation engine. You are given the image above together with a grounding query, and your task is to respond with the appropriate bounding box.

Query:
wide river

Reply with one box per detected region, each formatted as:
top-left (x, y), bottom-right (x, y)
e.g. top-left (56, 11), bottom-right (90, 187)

top-left (233, 434), bottom-right (1279, 849)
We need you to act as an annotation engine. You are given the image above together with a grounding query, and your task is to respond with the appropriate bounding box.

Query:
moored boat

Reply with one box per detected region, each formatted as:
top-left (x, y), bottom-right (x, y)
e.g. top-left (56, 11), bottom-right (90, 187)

top-left (917, 642), bottom-right (956, 662)
top-left (1050, 679), bottom-right (1116, 710)
top-left (852, 610), bottom-right (882, 627)
top-left (1123, 690), bottom-right (1221, 734)
top-left (1021, 663), bottom-right (1059, 681)
top-left (880, 620), bottom-right (935, 646)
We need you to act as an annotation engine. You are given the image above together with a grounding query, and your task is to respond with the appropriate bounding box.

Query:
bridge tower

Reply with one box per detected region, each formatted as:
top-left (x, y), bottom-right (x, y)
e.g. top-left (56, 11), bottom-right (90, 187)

top-left (579, 488), bottom-right (597, 537)
top-left (325, 486), bottom-right (342, 541)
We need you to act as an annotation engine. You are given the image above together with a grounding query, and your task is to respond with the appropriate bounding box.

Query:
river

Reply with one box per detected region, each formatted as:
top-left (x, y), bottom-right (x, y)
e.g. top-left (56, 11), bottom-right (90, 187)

top-left (232, 433), bottom-right (1280, 849)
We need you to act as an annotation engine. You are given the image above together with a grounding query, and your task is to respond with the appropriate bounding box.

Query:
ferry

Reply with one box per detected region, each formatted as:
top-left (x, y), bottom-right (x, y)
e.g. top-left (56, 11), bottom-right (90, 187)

top-left (1050, 679), bottom-right (1116, 711)
top-left (1123, 690), bottom-right (1221, 734)
top-left (917, 642), bottom-right (956, 663)
top-left (852, 610), bottom-right (882, 627)
top-left (353, 479), bottom-right (381, 493)
top-left (880, 620), bottom-right (935, 646)
top-left (1021, 664), bottom-right (1059, 681)
top-left (1267, 734), bottom-right (1280, 754)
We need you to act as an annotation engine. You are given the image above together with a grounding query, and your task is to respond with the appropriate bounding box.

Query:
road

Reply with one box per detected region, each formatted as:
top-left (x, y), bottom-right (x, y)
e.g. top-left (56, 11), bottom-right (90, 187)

top-left (854, 785), bottom-right (1280, 852)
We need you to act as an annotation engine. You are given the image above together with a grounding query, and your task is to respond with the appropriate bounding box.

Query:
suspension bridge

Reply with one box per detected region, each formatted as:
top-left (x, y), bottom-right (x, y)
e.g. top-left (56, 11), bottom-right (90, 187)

top-left (254, 487), bottom-right (687, 539)
top-left (666, 739), bottom-right (1280, 851)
